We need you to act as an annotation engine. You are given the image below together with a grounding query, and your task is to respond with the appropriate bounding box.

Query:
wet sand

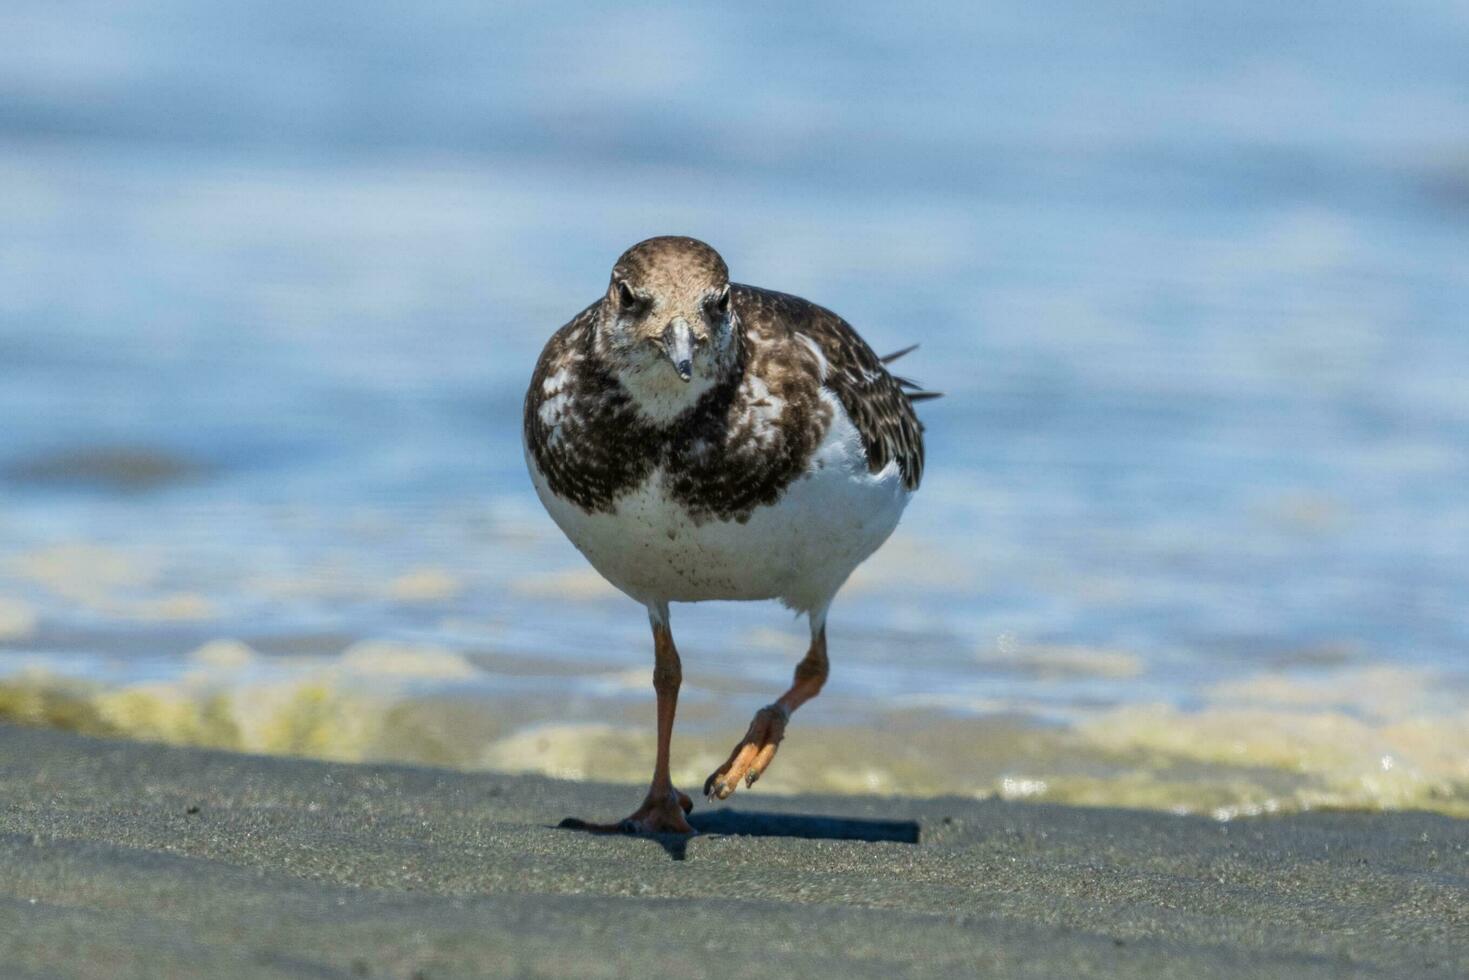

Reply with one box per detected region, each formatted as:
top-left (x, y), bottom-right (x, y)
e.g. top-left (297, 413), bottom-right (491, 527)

top-left (0, 725), bottom-right (1464, 978)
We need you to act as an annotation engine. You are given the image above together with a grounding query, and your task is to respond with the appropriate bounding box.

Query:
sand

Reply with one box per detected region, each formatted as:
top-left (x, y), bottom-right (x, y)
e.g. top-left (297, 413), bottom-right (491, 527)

top-left (0, 725), bottom-right (1464, 979)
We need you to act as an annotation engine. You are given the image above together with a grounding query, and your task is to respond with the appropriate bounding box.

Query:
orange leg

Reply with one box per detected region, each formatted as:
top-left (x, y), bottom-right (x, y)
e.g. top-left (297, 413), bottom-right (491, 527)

top-left (704, 623), bottom-right (829, 800)
top-left (564, 612), bottom-right (694, 835)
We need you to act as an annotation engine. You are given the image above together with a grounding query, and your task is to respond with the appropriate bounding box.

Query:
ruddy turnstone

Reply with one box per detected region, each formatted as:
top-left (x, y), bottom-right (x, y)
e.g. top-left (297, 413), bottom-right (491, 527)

top-left (523, 236), bottom-right (937, 834)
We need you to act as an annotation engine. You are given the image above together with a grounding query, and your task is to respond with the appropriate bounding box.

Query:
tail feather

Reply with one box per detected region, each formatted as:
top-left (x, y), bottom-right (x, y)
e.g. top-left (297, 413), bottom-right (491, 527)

top-left (881, 343), bottom-right (920, 364)
top-left (891, 368), bottom-right (943, 403)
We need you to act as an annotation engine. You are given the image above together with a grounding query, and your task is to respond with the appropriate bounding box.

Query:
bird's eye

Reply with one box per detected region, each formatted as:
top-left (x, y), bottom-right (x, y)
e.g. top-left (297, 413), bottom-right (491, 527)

top-left (616, 281), bottom-right (639, 310)
top-left (709, 287), bottom-right (730, 316)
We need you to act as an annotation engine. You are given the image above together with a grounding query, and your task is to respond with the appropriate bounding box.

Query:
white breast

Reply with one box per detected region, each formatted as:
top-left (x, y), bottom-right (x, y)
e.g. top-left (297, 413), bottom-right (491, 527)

top-left (526, 391), bottom-right (910, 614)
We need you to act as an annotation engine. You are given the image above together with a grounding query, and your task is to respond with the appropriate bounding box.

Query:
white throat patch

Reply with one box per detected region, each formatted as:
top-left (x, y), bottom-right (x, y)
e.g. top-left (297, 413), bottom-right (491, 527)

top-left (618, 363), bottom-right (718, 425)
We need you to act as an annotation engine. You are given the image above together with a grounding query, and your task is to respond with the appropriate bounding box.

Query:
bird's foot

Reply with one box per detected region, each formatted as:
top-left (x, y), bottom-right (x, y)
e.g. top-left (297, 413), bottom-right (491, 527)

top-left (560, 785), bottom-right (695, 836)
top-left (704, 703), bottom-right (790, 800)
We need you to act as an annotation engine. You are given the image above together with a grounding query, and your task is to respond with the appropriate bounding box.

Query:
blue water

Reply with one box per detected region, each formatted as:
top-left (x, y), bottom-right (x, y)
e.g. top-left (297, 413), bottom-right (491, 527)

top-left (2, 2), bottom-right (1467, 802)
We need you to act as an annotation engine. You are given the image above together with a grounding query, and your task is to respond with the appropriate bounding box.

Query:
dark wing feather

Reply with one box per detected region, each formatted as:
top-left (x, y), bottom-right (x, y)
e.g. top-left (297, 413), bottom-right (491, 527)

top-left (883, 346), bottom-right (944, 401)
top-left (736, 286), bottom-right (930, 490)
top-left (880, 343), bottom-right (920, 364)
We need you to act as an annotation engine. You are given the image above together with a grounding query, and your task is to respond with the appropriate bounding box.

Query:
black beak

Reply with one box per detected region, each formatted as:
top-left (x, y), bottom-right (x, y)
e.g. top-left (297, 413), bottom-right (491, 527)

top-left (663, 319), bottom-right (695, 383)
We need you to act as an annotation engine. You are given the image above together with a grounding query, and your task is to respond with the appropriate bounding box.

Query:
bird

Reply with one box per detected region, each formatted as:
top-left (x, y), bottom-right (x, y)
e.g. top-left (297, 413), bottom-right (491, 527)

top-left (523, 236), bottom-right (937, 834)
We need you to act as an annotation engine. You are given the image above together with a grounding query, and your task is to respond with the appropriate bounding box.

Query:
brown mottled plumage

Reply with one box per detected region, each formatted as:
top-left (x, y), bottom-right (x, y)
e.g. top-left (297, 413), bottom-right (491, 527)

top-left (524, 268), bottom-right (929, 521)
top-left (733, 284), bottom-right (928, 490)
top-left (521, 236), bottom-right (937, 835)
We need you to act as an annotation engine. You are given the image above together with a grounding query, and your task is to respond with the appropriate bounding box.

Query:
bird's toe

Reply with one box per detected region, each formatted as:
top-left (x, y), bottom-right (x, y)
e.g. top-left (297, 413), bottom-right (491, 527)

top-left (704, 703), bottom-right (790, 800)
top-left (560, 785), bottom-right (695, 836)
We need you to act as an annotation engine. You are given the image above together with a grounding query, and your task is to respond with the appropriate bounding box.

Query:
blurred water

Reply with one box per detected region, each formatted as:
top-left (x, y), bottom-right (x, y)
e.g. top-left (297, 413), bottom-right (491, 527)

top-left (2, 1), bottom-right (1467, 815)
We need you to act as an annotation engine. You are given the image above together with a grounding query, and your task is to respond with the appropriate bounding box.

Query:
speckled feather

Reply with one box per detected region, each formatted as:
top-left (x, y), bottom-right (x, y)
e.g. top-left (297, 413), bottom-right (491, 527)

top-left (524, 284), bottom-right (927, 525)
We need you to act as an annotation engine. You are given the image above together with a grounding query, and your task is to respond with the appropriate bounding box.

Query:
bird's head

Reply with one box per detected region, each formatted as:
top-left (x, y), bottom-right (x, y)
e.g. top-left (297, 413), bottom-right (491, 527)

top-left (595, 236), bottom-right (739, 420)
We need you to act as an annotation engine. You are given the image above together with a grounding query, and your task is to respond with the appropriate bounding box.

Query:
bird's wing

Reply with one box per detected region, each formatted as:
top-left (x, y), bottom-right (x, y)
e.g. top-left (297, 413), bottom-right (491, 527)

top-left (735, 285), bottom-right (930, 490)
top-left (524, 301), bottom-right (663, 514)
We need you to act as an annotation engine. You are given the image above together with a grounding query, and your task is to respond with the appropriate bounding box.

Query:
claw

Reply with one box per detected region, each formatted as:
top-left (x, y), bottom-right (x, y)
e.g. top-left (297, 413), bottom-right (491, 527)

top-left (704, 703), bottom-right (791, 802)
top-left (560, 785), bottom-right (696, 836)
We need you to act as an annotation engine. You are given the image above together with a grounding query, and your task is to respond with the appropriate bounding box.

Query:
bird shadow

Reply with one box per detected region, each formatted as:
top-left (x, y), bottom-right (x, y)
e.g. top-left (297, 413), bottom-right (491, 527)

top-left (558, 808), bottom-right (921, 861)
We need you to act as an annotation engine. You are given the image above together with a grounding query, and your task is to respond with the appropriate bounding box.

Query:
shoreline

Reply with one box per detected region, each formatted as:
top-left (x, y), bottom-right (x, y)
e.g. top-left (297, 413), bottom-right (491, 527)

top-left (4, 658), bottom-right (1465, 823)
top-left (1, 724), bottom-right (1465, 978)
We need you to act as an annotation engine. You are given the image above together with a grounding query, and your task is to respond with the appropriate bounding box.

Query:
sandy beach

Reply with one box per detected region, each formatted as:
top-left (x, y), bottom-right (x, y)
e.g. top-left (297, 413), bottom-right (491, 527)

top-left (4, 2), bottom-right (1468, 977)
top-left (0, 725), bottom-right (1463, 979)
